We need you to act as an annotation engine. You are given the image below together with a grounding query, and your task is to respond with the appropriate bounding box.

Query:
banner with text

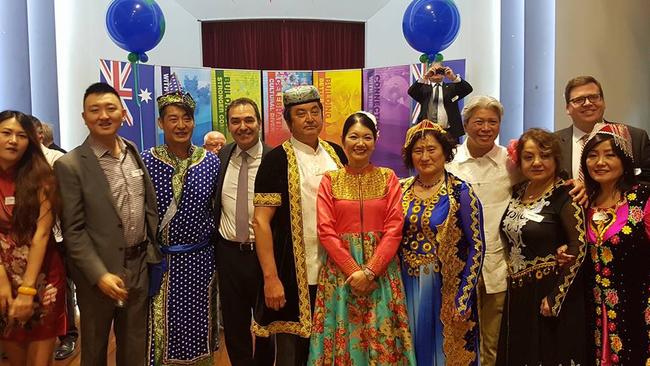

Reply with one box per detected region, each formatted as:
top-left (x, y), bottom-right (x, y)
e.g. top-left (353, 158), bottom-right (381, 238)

top-left (313, 69), bottom-right (362, 145)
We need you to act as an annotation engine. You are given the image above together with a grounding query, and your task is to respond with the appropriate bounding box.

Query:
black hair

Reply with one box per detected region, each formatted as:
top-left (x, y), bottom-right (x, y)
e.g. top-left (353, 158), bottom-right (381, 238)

top-left (83, 82), bottom-right (120, 106)
top-left (341, 112), bottom-right (378, 141)
top-left (581, 134), bottom-right (636, 202)
top-left (227, 98), bottom-right (261, 122)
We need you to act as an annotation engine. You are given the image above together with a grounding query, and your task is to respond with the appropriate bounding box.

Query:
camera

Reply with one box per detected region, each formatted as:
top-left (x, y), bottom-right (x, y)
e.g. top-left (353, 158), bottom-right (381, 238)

top-left (434, 68), bottom-right (446, 75)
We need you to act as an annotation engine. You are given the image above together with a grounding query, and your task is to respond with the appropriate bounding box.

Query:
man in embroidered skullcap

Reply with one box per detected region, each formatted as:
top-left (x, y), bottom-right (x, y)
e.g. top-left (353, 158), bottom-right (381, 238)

top-left (556, 75), bottom-right (650, 181)
top-left (252, 85), bottom-right (347, 365)
top-left (142, 74), bottom-right (221, 365)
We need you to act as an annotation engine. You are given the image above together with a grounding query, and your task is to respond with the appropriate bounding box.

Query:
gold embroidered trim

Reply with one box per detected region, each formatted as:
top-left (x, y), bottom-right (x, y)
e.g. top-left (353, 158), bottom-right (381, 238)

top-left (551, 200), bottom-right (587, 316)
top-left (457, 183), bottom-right (484, 314)
top-left (509, 260), bottom-right (556, 286)
top-left (329, 168), bottom-right (389, 201)
top-left (253, 193), bottom-right (282, 207)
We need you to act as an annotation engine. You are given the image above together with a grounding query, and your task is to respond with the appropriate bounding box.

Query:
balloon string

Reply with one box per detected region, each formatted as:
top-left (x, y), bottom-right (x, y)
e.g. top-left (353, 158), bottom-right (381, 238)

top-left (132, 60), bottom-right (145, 149)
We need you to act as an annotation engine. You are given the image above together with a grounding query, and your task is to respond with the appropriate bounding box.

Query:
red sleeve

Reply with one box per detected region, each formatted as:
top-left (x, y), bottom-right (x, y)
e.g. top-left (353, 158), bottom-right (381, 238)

top-left (317, 173), bottom-right (361, 277)
top-left (365, 170), bottom-right (405, 276)
top-left (644, 199), bottom-right (650, 240)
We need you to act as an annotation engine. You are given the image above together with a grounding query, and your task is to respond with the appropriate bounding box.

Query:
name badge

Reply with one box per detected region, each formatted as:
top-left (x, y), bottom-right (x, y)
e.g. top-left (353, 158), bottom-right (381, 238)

top-left (131, 169), bottom-right (144, 178)
top-left (523, 209), bottom-right (544, 223)
top-left (451, 95), bottom-right (459, 102)
top-left (4, 196), bottom-right (15, 205)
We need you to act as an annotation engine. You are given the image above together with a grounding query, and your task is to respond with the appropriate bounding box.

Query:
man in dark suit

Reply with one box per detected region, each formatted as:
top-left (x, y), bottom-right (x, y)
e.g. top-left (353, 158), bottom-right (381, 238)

top-left (54, 82), bottom-right (161, 366)
top-left (408, 62), bottom-right (473, 139)
top-left (555, 75), bottom-right (650, 179)
top-left (214, 98), bottom-right (275, 366)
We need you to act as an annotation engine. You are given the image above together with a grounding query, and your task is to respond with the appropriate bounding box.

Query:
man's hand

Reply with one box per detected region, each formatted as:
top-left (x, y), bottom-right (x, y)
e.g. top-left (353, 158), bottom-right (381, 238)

top-left (264, 276), bottom-right (286, 311)
top-left (424, 66), bottom-right (436, 80)
top-left (566, 179), bottom-right (589, 207)
top-left (444, 66), bottom-right (457, 81)
top-left (97, 273), bottom-right (128, 302)
top-left (345, 270), bottom-right (378, 296)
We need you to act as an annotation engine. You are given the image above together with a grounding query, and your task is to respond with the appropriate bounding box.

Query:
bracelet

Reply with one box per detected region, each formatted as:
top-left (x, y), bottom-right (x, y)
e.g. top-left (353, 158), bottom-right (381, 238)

top-left (362, 267), bottom-right (376, 281)
top-left (17, 286), bottom-right (37, 296)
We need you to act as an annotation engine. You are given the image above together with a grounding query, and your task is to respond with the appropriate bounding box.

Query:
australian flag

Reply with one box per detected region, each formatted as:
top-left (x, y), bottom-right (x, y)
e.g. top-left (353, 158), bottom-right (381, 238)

top-left (99, 59), bottom-right (157, 151)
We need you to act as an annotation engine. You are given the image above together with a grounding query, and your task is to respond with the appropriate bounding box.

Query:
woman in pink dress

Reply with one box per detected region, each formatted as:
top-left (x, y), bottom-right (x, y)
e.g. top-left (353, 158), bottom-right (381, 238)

top-left (581, 122), bottom-right (650, 365)
top-left (0, 110), bottom-right (66, 365)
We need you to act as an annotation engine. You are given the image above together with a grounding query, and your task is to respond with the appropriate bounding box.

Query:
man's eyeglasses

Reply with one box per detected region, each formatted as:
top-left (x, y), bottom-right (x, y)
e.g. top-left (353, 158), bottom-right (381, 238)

top-left (569, 94), bottom-right (602, 106)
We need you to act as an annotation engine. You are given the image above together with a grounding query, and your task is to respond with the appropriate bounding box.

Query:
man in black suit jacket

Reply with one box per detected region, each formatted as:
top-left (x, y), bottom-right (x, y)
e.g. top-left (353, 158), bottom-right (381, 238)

top-left (555, 75), bottom-right (650, 179)
top-left (408, 62), bottom-right (473, 139)
top-left (214, 98), bottom-right (275, 366)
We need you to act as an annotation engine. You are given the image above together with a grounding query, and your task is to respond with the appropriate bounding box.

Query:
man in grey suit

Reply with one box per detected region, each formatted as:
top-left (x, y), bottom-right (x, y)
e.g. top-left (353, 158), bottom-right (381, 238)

top-left (556, 75), bottom-right (650, 179)
top-left (214, 98), bottom-right (275, 366)
top-left (54, 82), bottom-right (161, 366)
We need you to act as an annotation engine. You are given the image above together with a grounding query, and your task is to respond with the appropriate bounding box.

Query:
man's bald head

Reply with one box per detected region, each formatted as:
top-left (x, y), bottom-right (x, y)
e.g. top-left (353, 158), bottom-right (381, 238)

top-left (203, 131), bottom-right (226, 153)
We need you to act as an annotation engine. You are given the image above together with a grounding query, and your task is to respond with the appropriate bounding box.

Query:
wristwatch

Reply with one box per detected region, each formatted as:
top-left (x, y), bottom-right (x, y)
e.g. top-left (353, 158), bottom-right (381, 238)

top-left (362, 267), bottom-right (376, 281)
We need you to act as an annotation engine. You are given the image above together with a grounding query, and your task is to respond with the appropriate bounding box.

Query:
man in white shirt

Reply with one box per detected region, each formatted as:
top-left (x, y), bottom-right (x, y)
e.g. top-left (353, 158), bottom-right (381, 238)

top-left (252, 85), bottom-right (347, 366)
top-left (447, 95), bottom-right (516, 366)
top-left (214, 98), bottom-right (275, 366)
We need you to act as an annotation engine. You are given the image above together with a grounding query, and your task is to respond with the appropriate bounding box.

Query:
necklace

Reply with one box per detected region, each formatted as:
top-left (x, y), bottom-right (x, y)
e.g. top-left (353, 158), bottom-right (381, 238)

top-left (524, 180), bottom-right (555, 200)
top-left (416, 174), bottom-right (443, 189)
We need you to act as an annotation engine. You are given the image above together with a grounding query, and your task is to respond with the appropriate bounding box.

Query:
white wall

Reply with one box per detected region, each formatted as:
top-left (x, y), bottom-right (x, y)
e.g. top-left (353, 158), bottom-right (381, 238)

top-left (365, 0), bottom-right (501, 101)
top-left (55, 0), bottom-right (202, 150)
top-left (554, 0), bottom-right (650, 130)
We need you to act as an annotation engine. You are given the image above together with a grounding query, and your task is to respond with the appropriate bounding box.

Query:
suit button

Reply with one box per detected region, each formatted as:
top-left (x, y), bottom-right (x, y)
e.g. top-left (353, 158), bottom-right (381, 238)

top-left (118, 223), bottom-right (123, 228)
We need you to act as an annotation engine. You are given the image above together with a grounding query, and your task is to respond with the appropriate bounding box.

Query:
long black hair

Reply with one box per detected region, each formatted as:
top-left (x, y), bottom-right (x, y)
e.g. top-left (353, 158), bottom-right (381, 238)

top-left (580, 133), bottom-right (636, 202)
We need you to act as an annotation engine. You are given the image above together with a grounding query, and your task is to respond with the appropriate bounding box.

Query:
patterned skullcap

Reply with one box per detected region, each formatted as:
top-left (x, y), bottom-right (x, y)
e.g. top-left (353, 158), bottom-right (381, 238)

top-left (156, 73), bottom-right (196, 111)
top-left (587, 123), bottom-right (633, 160)
top-left (403, 119), bottom-right (447, 148)
top-left (283, 85), bottom-right (321, 107)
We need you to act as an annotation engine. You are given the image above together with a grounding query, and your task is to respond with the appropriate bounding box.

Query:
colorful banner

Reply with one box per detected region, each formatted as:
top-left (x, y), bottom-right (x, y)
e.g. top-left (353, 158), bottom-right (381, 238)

top-left (158, 66), bottom-right (213, 146)
top-left (99, 59), bottom-right (156, 151)
top-left (363, 65), bottom-right (412, 177)
top-left (262, 71), bottom-right (313, 147)
top-left (212, 69), bottom-right (262, 142)
top-left (313, 69), bottom-right (362, 145)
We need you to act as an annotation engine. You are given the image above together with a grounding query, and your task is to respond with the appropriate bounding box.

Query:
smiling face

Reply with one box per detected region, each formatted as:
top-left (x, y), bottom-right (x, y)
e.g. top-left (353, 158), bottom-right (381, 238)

top-left (342, 122), bottom-right (376, 168)
top-left (0, 117), bottom-right (29, 170)
top-left (228, 103), bottom-right (260, 151)
top-left (82, 92), bottom-right (126, 139)
top-left (411, 134), bottom-right (446, 178)
top-left (566, 82), bottom-right (605, 129)
top-left (585, 139), bottom-right (624, 187)
top-left (158, 105), bottom-right (195, 146)
top-left (519, 139), bottom-right (557, 183)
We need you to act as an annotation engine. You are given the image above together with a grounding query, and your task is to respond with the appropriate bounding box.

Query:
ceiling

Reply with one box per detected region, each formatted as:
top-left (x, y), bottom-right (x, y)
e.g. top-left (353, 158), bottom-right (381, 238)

top-left (173, 0), bottom-right (391, 22)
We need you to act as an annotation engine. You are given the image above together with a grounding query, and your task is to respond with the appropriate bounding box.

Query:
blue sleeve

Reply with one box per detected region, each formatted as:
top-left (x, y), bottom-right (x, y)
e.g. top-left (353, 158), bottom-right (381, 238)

top-left (455, 182), bottom-right (486, 316)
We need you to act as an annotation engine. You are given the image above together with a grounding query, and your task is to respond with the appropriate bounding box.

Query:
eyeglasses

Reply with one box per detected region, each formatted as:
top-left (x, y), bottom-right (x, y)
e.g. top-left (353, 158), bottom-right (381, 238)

top-left (569, 94), bottom-right (602, 106)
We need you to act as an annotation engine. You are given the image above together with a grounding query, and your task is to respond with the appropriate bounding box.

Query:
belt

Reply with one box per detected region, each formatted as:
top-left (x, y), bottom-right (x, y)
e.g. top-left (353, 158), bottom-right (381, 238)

top-left (124, 240), bottom-right (148, 260)
top-left (222, 239), bottom-right (255, 252)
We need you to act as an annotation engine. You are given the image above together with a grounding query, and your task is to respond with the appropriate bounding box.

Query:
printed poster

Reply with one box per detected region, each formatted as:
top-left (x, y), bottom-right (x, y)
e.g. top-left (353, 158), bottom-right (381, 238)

top-left (211, 69), bottom-right (262, 142)
top-left (313, 69), bottom-right (362, 145)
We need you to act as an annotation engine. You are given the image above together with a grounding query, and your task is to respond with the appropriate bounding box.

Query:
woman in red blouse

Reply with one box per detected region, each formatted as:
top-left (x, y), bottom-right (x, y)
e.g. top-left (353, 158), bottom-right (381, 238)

top-left (0, 110), bottom-right (65, 365)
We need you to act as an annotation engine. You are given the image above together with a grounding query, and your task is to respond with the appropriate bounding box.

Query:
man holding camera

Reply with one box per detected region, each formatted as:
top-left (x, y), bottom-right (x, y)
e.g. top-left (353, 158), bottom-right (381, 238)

top-left (408, 62), bottom-right (473, 139)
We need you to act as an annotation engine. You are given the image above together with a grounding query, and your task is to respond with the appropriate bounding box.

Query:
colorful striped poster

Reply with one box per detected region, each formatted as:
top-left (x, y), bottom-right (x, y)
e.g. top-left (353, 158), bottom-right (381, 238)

top-left (363, 65), bottom-right (412, 177)
top-left (262, 71), bottom-right (313, 146)
top-left (313, 69), bottom-right (362, 145)
top-left (212, 69), bottom-right (262, 142)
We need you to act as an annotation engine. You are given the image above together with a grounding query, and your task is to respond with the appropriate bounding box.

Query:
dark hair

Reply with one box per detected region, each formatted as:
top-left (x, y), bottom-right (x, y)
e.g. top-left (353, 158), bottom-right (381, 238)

top-left (581, 134), bottom-right (636, 202)
top-left (0, 110), bottom-right (60, 246)
top-left (341, 112), bottom-right (378, 141)
top-left (564, 76), bottom-right (604, 104)
top-left (227, 98), bottom-right (261, 122)
top-left (516, 128), bottom-right (563, 177)
top-left (29, 115), bottom-right (42, 128)
top-left (159, 103), bottom-right (195, 119)
top-left (83, 82), bottom-right (120, 106)
top-left (282, 100), bottom-right (324, 127)
top-left (402, 128), bottom-right (456, 170)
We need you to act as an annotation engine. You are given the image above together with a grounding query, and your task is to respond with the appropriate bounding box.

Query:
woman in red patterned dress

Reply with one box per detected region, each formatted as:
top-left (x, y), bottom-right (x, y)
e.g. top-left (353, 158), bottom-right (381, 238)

top-left (0, 110), bottom-right (66, 365)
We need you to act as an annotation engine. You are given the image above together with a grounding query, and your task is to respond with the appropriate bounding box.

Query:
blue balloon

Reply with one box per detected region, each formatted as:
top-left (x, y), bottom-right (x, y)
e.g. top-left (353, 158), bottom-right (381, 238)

top-left (402, 0), bottom-right (461, 56)
top-left (106, 0), bottom-right (166, 55)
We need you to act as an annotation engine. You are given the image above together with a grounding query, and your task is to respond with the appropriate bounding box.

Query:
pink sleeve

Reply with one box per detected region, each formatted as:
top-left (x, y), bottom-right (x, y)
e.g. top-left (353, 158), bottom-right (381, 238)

top-left (365, 171), bottom-right (405, 276)
top-left (643, 200), bottom-right (650, 239)
top-left (317, 173), bottom-right (361, 277)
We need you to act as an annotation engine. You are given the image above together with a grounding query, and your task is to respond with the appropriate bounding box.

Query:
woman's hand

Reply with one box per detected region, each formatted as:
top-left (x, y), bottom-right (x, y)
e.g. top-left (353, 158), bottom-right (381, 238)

top-left (345, 270), bottom-right (377, 296)
top-left (9, 293), bottom-right (34, 322)
top-left (540, 296), bottom-right (552, 317)
top-left (0, 280), bottom-right (13, 315)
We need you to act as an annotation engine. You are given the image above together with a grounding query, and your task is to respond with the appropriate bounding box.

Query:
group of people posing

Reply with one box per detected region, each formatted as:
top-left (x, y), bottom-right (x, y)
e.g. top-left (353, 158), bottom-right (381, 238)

top-left (0, 71), bottom-right (648, 366)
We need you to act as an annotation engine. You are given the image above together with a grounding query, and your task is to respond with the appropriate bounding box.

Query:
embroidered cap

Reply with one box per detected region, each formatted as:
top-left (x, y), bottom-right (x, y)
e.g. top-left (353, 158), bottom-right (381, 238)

top-left (283, 85), bottom-right (321, 107)
top-left (586, 123), bottom-right (633, 160)
top-left (156, 73), bottom-right (196, 112)
top-left (403, 119), bottom-right (447, 148)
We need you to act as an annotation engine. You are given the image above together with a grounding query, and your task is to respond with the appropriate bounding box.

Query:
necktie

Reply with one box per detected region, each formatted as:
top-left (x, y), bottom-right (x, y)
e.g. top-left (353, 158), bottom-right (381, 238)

top-left (235, 151), bottom-right (249, 242)
top-left (428, 83), bottom-right (441, 122)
